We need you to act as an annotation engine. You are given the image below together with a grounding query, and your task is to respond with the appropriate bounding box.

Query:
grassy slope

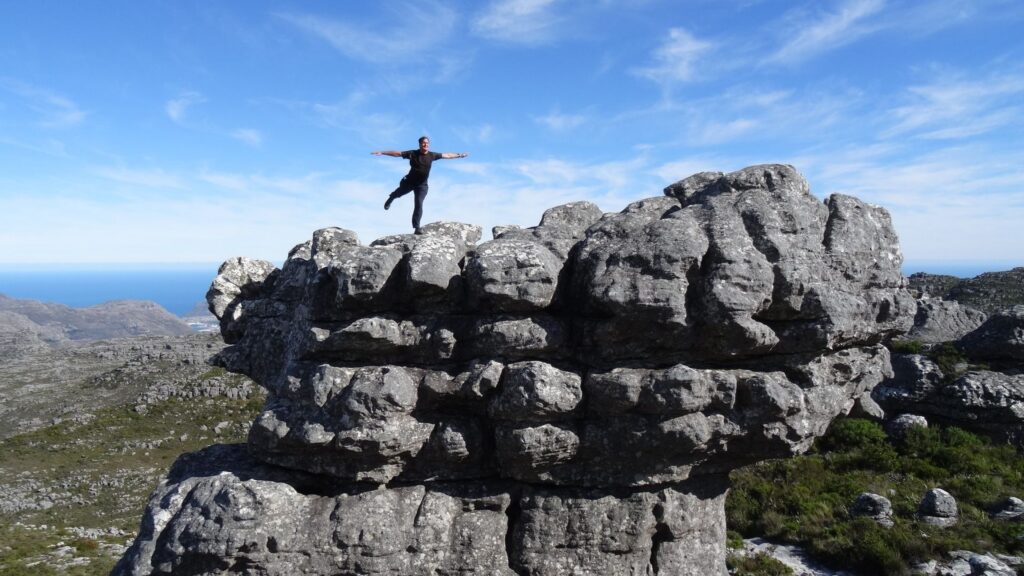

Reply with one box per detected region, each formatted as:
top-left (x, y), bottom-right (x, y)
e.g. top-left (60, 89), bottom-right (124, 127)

top-left (0, 370), bottom-right (264, 576)
top-left (728, 418), bottom-right (1024, 575)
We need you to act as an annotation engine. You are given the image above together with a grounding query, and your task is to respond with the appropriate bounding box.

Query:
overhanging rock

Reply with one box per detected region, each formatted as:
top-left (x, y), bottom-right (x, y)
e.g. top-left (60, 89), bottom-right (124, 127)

top-left (115, 164), bottom-right (914, 576)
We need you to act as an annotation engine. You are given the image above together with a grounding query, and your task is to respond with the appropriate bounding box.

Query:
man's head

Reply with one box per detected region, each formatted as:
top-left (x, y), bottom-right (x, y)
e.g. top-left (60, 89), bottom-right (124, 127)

top-left (418, 136), bottom-right (430, 152)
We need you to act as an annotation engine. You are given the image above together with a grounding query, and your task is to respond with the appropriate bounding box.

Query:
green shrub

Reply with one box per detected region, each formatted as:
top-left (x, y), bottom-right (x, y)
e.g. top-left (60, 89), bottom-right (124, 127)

top-left (727, 417), bottom-right (1024, 576)
top-left (927, 342), bottom-right (968, 380)
top-left (727, 551), bottom-right (794, 576)
top-left (889, 339), bottom-right (925, 354)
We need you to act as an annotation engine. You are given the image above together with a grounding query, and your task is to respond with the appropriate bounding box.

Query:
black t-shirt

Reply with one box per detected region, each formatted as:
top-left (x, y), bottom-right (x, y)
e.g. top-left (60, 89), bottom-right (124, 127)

top-left (401, 150), bottom-right (443, 182)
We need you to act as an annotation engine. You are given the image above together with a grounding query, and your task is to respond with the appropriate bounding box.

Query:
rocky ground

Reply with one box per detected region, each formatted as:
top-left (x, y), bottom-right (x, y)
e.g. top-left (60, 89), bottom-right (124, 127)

top-left (0, 333), bottom-right (235, 440)
top-left (0, 333), bottom-right (261, 575)
top-left (908, 268), bottom-right (1024, 315)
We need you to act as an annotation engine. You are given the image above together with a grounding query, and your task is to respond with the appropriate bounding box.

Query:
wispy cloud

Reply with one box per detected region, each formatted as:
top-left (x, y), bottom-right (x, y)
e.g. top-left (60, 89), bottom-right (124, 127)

top-left (883, 71), bottom-right (1024, 140)
top-left (765, 0), bottom-right (885, 65)
top-left (93, 166), bottom-right (185, 189)
top-left (453, 123), bottom-right (495, 144)
top-left (472, 0), bottom-right (563, 45)
top-left (278, 4), bottom-right (457, 64)
top-left (0, 79), bottom-right (87, 128)
top-left (198, 170), bottom-right (327, 196)
top-left (231, 128), bottom-right (264, 147)
top-left (632, 28), bottom-right (713, 84)
top-left (535, 110), bottom-right (587, 131)
top-left (165, 91), bottom-right (205, 123)
top-left (895, 0), bottom-right (1024, 36)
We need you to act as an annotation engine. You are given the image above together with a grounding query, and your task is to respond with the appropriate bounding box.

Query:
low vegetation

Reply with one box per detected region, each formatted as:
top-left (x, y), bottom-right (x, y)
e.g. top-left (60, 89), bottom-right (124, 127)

top-left (0, 372), bottom-right (263, 576)
top-left (728, 417), bottom-right (1024, 575)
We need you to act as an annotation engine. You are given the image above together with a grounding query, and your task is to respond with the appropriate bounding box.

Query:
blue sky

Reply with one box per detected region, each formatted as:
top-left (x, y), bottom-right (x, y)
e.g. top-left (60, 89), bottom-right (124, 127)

top-left (1, 0), bottom-right (1022, 271)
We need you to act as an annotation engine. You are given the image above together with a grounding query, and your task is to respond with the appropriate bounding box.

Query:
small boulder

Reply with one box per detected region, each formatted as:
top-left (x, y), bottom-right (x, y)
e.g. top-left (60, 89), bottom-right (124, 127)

top-left (918, 488), bottom-right (958, 528)
top-left (993, 497), bottom-right (1024, 522)
top-left (851, 492), bottom-right (894, 528)
top-left (886, 413), bottom-right (928, 439)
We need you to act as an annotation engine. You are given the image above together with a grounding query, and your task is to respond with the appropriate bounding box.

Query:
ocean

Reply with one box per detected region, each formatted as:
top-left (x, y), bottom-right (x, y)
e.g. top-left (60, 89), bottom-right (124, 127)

top-left (0, 260), bottom-right (1019, 317)
top-left (0, 264), bottom-right (223, 317)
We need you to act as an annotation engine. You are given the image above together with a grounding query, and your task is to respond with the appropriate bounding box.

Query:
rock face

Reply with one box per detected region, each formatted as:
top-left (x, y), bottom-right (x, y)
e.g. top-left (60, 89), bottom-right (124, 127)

top-left (115, 165), bottom-right (914, 575)
top-left (957, 306), bottom-right (1024, 363)
top-left (876, 305), bottom-right (1024, 447)
top-left (906, 298), bottom-right (987, 344)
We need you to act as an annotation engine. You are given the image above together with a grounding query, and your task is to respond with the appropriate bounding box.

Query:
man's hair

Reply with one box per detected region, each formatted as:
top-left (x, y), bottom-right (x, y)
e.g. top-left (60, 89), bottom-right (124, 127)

top-left (418, 136), bottom-right (429, 144)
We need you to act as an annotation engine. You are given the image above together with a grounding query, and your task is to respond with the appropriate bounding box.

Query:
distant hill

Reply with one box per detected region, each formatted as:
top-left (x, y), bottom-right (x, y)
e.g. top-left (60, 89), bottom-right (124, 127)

top-left (182, 299), bottom-right (214, 319)
top-left (0, 295), bottom-right (193, 357)
top-left (908, 267), bottom-right (1024, 314)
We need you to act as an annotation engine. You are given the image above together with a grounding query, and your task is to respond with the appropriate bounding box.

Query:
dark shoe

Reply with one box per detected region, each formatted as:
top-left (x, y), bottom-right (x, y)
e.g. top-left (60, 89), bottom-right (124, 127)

top-left (384, 197), bottom-right (393, 210)
top-left (414, 227), bottom-right (423, 235)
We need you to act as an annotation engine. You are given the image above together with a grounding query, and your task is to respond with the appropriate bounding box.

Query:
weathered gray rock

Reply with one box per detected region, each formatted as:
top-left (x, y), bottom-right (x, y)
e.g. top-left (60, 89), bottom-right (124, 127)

top-left (465, 238), bottom-right (563, 312)
top-left (494, 201), bottom-right (604, 260)
top-left (114, 445), bottom-right (729, 576)
top-left (205, 257), bottom-right (280, 344)
top-left (919, 488), bottom-right (959, 528)
top-left (887, 413), bottom-right (929, 438)
top-left (907, 298), bottom-right (987, 344)
top-left (573, 165), bottom-right (914, 363)
top-left (958, 306), bottom-right (1024, 362)
top-left (993, 497), bottom-right (1024, 522)
top-left (935, 550), bottom-right (1019, 576)
top-left (851, 492), bottom-right (894, 527)
top-left (876, 357), bottom-right (1024, 447)
top-left (119, 165), bottom-right (914, 574)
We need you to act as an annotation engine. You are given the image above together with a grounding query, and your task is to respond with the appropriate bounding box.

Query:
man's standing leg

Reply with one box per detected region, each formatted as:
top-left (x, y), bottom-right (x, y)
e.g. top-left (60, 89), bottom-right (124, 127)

top-left (412, 182), bottom-right (429, 233)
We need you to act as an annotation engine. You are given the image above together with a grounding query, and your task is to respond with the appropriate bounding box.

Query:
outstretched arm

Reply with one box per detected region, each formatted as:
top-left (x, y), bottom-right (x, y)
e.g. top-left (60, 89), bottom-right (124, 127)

top-left (440, 152), bottom-right (469, 159)
top-left (371, 150), bottom-right (403, 157)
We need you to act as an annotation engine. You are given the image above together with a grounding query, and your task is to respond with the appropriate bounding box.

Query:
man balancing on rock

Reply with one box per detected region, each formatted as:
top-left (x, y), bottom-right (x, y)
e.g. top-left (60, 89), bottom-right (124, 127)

top-left (372, 136), bottom-right (469, 234)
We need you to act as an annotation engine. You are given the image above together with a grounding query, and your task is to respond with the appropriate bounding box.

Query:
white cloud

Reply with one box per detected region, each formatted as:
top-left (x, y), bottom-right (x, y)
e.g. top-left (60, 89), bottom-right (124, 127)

top-left (93, 166), bottom-right (185, 189)
top-left (0, 79), bottom-right (86, 128)
top-left (692, 118), bottom-right (760, 146)
top-left (278, 4), bottom-right (457, 64)
top-left (199, 170), bottom-right (327, 197)
top-left (883, 72), bottom-right (1024, 140)
top-left (633, 28), bottom-right (713, 83)
top-left (231, 128), bottom-right (264, 147)
top-left (535, 110), bottom-right (586, 131)
top-left (165, 91), bottom-right (205, 123)
top-left (472, 0), bottom-right (563, 45)
top-left (766, 0), bottom-right (885, 65)
top-left (453, 123), bottom-right (495, 144)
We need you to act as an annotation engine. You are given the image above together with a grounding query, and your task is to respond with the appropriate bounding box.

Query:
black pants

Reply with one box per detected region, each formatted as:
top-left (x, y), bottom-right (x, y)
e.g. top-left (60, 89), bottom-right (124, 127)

top-left (388, 177), bottom-right (429, 230)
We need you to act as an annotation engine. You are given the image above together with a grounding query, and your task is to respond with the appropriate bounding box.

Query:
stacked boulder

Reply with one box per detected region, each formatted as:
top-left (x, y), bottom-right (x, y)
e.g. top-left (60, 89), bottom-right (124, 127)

top-left (115, 164), bottom-right (914, 575)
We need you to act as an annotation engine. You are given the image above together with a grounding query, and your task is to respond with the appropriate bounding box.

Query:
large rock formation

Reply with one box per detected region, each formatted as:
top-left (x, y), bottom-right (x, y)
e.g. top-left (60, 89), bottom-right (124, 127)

top-left (876, 306), bottom-right (1024, 446)
top-left (115, 164), bottom-right (914, 575)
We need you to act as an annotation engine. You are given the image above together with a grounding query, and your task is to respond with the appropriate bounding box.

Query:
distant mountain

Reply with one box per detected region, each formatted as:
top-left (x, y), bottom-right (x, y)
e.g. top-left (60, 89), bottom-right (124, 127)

top-left (0, 295), bottom-right (193, 357)
top-left (908, 267), bottom-right (1024, 314)
top-left (181, 299), bottom-right (214, 319)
